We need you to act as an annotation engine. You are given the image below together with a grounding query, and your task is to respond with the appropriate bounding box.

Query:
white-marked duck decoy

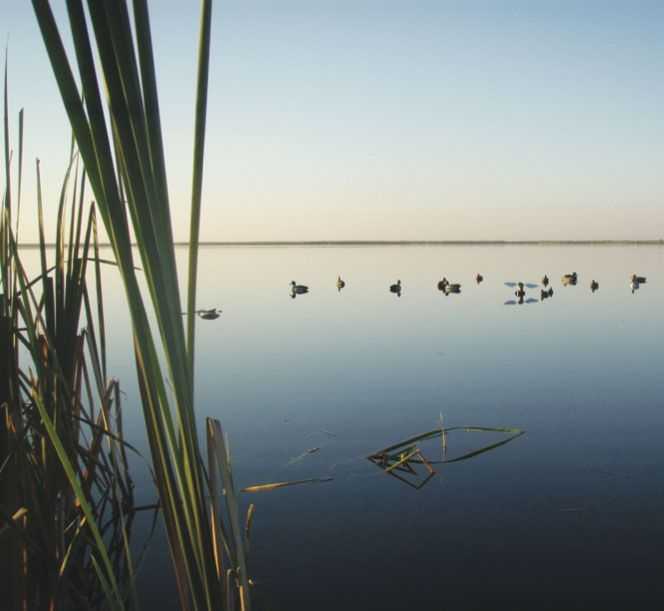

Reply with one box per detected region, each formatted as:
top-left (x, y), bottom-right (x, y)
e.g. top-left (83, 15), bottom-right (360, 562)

top-left (590, 280), bottom-right (599, 293)
top-left (542, 274), bottom-right (549, 287)
top-left (444, 282), bottom-right (461, 295)
top-left (515, 282), bottom-right (526, 299)
top-left (390, 280), bottom-right (402, 296)
top-left (336, 276), bottom-right (346, 291)
top-left (561, 272), bottom-right (578, 286)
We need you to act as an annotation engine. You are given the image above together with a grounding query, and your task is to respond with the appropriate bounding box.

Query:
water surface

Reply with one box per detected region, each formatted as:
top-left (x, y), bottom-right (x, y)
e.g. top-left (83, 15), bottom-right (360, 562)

top-left (40, 244), bottom-right (664, 610)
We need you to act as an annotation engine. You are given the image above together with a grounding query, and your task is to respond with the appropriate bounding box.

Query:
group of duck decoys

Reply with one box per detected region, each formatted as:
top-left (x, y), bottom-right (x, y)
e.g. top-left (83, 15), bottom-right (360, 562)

top-left (555, 272), bottom-right (646, 294)
top-left (289, 271), bottom-right (649, 301)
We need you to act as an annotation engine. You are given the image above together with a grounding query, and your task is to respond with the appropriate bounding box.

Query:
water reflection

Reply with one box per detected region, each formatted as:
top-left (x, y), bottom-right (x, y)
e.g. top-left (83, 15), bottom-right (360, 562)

top-left (540, 287), bottom-right (554, 301)
top-left (181, 308), bottom-right (222, 319)
top-left (504, 281), bottom-right (541, 305)
top-left (121, 244), bottom-right (664, 610)
top-left (505, 281), bottom-right (539, 289)
top-left (631, 274), bottom-right (647, 294)
top-left (504, 296), bottom-right (539, 305)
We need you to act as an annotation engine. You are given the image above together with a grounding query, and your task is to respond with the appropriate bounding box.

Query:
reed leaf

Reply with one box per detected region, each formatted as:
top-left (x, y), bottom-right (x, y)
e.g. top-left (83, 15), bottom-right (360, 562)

top-left (31, 2), bottom-right (250, 609)
top-left (241, 477), bottom-right (335, 493)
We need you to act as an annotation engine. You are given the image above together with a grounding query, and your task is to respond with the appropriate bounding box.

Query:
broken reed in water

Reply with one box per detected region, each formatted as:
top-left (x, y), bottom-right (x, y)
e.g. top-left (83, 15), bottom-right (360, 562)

top-left (242, 477), bottom-right (335, 493)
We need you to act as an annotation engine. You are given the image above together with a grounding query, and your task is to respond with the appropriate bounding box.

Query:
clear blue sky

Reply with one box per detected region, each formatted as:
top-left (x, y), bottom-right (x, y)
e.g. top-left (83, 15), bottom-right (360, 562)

top-left (4, 1), bottom-right (664, 241)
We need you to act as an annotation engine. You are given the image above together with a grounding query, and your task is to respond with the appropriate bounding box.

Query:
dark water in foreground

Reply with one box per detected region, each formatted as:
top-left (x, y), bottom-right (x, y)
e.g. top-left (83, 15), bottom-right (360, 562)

top-left (41, 245), bottom-right (664, 610)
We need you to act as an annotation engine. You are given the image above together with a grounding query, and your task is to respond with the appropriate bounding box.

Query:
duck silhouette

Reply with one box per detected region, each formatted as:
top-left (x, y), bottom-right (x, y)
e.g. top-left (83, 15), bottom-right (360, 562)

top-left (290, 281), bottom-right (309, 298)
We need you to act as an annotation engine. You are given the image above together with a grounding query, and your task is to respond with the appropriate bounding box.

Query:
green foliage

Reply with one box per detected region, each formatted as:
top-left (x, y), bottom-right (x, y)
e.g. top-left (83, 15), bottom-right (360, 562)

top-left (31, 2), bottom-right (251, 610)
top-left (1, 61), bottom-right (141, 607)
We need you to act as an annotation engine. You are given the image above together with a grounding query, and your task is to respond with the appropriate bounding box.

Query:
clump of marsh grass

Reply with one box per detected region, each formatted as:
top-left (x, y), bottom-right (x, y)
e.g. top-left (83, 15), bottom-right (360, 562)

top-left (1, 62), bottom-right (147, 609)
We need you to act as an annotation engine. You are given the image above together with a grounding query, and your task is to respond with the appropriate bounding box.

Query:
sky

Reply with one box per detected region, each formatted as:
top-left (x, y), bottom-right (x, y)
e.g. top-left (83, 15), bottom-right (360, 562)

top-left (4, 1), bottom-right (664, 242)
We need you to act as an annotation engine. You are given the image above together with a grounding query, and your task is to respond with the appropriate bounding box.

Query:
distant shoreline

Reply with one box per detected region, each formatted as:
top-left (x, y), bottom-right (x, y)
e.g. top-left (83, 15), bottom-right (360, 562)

top-left (17, 239), bottom-right (664, 248)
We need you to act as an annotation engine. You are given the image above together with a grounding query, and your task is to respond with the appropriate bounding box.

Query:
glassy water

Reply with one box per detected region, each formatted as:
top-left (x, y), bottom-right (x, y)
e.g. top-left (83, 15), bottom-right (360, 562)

top-left (23, 245), bottom-right (664, 610)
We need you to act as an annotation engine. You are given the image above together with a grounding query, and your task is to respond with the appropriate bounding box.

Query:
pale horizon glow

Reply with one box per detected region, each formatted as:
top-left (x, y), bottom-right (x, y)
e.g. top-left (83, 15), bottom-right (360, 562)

top-left (4, 1), bottom-right (664, 242)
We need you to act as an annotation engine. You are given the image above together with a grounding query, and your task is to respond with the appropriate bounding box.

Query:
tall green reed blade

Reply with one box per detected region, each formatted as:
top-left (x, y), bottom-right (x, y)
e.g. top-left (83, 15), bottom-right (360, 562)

top-left (207, 419), bottom-right (251, 611)
top-left (15, 108), bottom-right (23, 240)
top-left (3, 51), bottom-right (9, 217)
top-left (186, 0), bottom-right (213, 378)
top-left (31, 2), bottom-right (247, 610)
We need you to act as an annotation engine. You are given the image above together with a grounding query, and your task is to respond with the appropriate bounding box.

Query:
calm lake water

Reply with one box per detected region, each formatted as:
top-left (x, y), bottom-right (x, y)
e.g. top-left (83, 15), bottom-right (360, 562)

top-left (27, 244), bottom-right (664, 610)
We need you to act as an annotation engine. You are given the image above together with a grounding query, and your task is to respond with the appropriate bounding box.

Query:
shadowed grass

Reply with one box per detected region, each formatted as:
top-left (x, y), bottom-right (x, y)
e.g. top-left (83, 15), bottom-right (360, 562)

top-left (2, 66), bottom-right (146, 607)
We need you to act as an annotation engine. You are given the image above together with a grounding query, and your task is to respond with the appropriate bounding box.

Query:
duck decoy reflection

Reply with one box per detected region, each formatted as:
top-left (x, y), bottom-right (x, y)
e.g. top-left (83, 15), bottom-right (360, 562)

top-left (181, 308), bottom-right (221, 320)
top-left (336, 276), bottom-right (346, 291)
top-left (540, 287), bottom-right (553, 301)
top-left (630, 274), bottom-right (646, 294)
top-left (390, 280), bottom-right (402, 296)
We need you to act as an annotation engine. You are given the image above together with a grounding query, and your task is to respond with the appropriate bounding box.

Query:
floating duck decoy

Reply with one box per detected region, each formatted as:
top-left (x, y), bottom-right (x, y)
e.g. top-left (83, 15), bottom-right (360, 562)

top-left (514, 282), bottom-right (526, 299)
top-left (475, 273), bottom-right (483, 284)
top-left (336, 276), bottom-right (346, 291)
top-left (540, 288), bottom-right (553, 301)
top-left (390, 280), bottom-right (402, 296)
top-left (590, 280), bottom-right (599, 293)
top-left (290, 281), bottom-right (309, 297)
top-left (444, 283), bottom-right (461, 295)
top-left (631, 274), bottom-right (646, 284)
top-left (437, 278), bottom-right (448, 292)
top-left (542, 274), bottom-right (549, 287)
top-left (561, 272), bottom-right (578, 286)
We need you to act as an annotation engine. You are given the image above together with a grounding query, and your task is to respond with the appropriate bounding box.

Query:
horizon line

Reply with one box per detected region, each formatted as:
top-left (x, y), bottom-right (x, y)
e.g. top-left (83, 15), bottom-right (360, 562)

top-left (17, 239), bottom-right (664, 248)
